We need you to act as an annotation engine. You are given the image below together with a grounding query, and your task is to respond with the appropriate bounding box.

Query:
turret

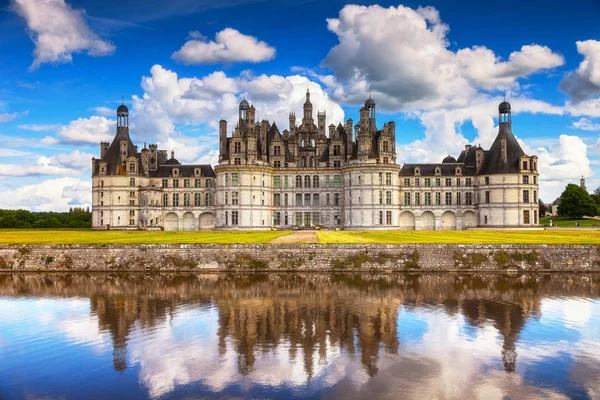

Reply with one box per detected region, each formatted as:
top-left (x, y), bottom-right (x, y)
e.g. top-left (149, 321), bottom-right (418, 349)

top-left (303, 89), bottom-right (313, 123)
top-left (345, 118), bottom-right (353, 154)
top-left (116, 103), bottom-right (129, 138)
top-left (141, 143), bottom-right (149, 174)
top-left (100, 141), bottom-right (110, 158)
top-left (219, 120), bottom-right (228, 159)
top-left (239, 98), bottom-right (249, 129)
top-left (148, 144), bottom-right (158, 171)
top-left (289, 112), bottom-right (296, 134)
top-left (476, 145), bottom-right (484, 173)
top-left (365, 95), bottom-right (376, 130)
top-left (317, 111), bottom-right (326, 137)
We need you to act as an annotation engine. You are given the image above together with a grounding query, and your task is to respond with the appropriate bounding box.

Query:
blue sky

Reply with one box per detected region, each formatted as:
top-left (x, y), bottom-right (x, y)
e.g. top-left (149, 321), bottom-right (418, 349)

top-left (0, 0), bottom-right (599, 210)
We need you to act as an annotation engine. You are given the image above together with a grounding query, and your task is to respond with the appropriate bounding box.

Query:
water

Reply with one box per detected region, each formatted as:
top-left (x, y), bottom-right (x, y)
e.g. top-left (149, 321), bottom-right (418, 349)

top-left (0, 273), bottom-right (598, 400)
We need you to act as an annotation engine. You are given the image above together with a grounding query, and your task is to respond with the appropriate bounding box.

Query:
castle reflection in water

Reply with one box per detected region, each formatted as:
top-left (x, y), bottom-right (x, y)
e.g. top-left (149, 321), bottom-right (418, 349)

top-left (1, 272), bottom-right (598, 383)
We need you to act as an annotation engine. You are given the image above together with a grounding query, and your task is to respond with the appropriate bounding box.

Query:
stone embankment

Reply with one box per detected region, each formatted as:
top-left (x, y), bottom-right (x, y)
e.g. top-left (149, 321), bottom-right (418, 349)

top-left (0, 244), bottom-right (599, 272)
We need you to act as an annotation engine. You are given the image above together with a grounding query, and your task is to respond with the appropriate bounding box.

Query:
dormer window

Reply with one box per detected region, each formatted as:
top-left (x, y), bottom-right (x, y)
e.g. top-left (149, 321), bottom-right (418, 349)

top-left (456, 168), bottom-right (461, 175)
top-left (435, 168), bottom-right (440, 175)
top-left (194, 168), bottom-right (200, 177)
top-left (415, 168), bottom-right (420, 175)
top-left (522, 161), bottom-right (528, 170)
top-left (173, 168), bottom-right (179, 177)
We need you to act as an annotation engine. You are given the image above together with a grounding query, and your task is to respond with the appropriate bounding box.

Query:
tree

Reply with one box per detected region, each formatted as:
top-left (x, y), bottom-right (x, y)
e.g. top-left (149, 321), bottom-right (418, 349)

top-left (538, 199), bottom-right (547, 217)
top-left (591, 186), bottom-right (600, 217)
top-left (557, 184), bottom-right (597, 219)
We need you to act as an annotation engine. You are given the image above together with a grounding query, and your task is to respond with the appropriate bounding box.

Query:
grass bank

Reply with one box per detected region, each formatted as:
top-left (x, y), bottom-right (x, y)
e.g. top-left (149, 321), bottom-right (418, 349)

top-left (316, 230), bottom-right (600, 245)
top-left (540, 216), bottom-right (599, 227)
top-left (0, 229), bottom-right (289, 245)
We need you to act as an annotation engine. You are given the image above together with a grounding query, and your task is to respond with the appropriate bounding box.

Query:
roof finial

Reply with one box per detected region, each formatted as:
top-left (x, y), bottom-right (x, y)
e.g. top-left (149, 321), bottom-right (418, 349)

top-left (121, 95), bottom-right (124, 105)
top-left (503, 93), bottom-right (506, 102)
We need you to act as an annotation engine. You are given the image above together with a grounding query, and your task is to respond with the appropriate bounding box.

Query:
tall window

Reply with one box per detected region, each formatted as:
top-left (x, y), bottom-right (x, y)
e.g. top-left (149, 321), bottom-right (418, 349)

top-left (232, 191), bottom-right (239, 205)
top-left (296, 175), bottom-right (302, 188)
top-left (523, 210), bottom-right (530, 224)
top-left (386, 191), bottom-right (392, 205)
top-left (184, 179), bottom-right (190, 188)
top-left (445, 178), bottom-right (452, 187)
top-left (326, 176), bottom-right (330, 187)
top-left (183, 193), bottom-right (190, 206)
top-left (334, 193), bottom-right (341, 206)
top-left (334, 175), bottom-right (342, 188)
top-left (163, 193), bottom-right (168, 206)
top-left (274, 161), bottom-right (281, 168)
top-left (284, 176), bottom-right (289, 188)
top-left (435, 178), bottom-right (441, 187)
top-left (456, 192), bottom-right (461, 205)
top-left (378, 172), bottom-right (383, 185)
top-left (466, 178), bottom-right (472, 186)
top-left (404, 192), bottom-right (410, 206)
top-left (485, 176), bottom-right (490, 185)
top-left (425, 192), bottom-right (431, 205)
top-left (206, 179), bottom-right (212, 188)
top-left (274, 212), bottom-right (281, 225)
top-left (379, 211), bottom-right (383, 225)
top-left (304, 175), bottom-right (311, 188)
top-left (195, 193), bottom-right (201, 206)
top-left (234, 142), bottom-right (241, 153)
top-left (173, 179), bottom-right (179, 188)
top-left (304, 193), bottom-right (311, 206)
top-left (425, 178), bottom-right (431, 187)
top-left (173, 193), bottom-right (179, 206)
top-left (130, 178), bottom-right (135, 187)
top-left (313, 193), bottom-right (320, 206)
top-left (523, 175), bottom-right (529, 184)
top-left (274, 193), bottom-right (281, 206)
top-left (296, 193), bottom-right (302, 206)
top-left (523, 190), bottom-right (530, 203)
top-left (445, 192), bottom-right (452, 205)
top-left (162, 179), bottom-right (168, 188)
top-left (485, 191), bottom-right (490, 204)
top-left (415, 178), bottom-right (420, 187)
top-left (435, 192), bottom-right (441, 205)
top-left (273, 176), bottom-right (281, 188)
top-left (465, 192), bottom-right (473, 205)
top-left (415, 192), bottom-right (421, 205)
top-left (232, 211), bottom-right (239, 225)
top-left (273, 145), bottom-right (281, 156)
top-left (386, 211), bottom-right (392, 225)
top-left (404, 178), bottom-right (410, 187)
top-left (195, 179), bottom-right (201, 188)
top-left (333, 144), bottom-right (341, 156)
top-left (231, 173), bottom-right (239, 186)
top-left (379, 191), bottom-right (383, 205)
top-left (386, 173), bottom-right (392, 185)
top-left (313, 175), bottom-right (319, 188)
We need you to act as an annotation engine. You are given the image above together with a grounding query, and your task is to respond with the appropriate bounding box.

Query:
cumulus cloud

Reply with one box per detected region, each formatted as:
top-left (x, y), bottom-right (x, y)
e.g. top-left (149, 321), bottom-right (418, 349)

top-left (0, 150), bottom-right (93, 177)
top-left (559, 40), bottom-right (600, 102)
top-left (572, 118), bottom-right (600, 131)
top-left (171, 28), bottom-right (275, 65)
top-left (129, 64), bottom-right (344, 163)
top-left (57, 116), bottom-right (114, 144)
top-left (0, 177), bottom-right (91, 211)
top-left (11, 0), bottom-right (115, 69)
top-left (321, 4), bottom-right (564, 111)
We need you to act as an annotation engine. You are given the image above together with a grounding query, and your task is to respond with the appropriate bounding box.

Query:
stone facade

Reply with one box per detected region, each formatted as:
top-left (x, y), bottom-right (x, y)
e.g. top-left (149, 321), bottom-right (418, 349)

top-left (91, 98), bottom-right (539, 230)
top-left (1, 244), bottom-right (598, 272)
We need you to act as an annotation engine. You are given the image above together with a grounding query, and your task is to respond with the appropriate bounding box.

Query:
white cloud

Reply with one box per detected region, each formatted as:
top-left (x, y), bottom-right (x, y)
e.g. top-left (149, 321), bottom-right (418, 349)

top-left (18, 123), bottom-right (62, 131)
top-left (0, 177), bottom-right (91, 211)
top-left (41, 136), bottom-right (59, 145)
top-left (0, 110), bottom-right (28, 122)
top-left (572, 118), bottom-right (600, 131)
top-left (92, 106), bottom-right (114, 117)
top-left (171, 28), bottom-right (275, 65)
top-left (11, 0), bottom-right (115, 69)
top-left (0, 150), bottom-right (93, 177)
top-left (57, 116), bottom-right (114, 144)
top-left (559, 40), bottom-right (600, 102)
top-left (321, 4), bottom-right (564, 111)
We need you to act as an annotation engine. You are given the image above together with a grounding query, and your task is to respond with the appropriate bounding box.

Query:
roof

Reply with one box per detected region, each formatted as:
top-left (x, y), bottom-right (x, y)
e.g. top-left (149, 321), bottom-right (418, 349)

top-left (117, 104), bottom-right (129, 113)
top-left (400, 163), bottom-right (476, 176)
top-left (478, 122), bottom-right (525, 175)
top-left (98, 127), bottom-right (137, 175)
top-left (151, 165), bottom-right (215, 178)
top-left (442, 155), bottom-right (456, 163)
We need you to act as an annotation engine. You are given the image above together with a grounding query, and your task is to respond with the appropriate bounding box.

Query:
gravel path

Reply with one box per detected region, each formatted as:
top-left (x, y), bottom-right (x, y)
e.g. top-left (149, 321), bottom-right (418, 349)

top-left (270, 231), bottom-right (319, 244)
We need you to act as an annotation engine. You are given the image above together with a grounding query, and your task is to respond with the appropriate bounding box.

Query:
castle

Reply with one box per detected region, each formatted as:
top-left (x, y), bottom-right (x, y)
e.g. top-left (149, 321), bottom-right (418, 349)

top-left (91, 92), bottom-right (540, 230)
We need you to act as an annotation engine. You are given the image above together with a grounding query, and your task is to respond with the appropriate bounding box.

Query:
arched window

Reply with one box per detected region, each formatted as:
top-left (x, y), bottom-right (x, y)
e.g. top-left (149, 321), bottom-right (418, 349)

top-left (301, 139), bottom-right (305, 147)
top-left (309, 157), bottom-right (314, 168)
top-left (304, 175), bottom-right (311, 188)
top-left (301, 157), bottom-right (306, 167)
top-left (311, 139), bottom-right (316, 147)
top-left (296, 175), bottom-right (302, 188)
top-left (313, 175), bottom-right (319, 188)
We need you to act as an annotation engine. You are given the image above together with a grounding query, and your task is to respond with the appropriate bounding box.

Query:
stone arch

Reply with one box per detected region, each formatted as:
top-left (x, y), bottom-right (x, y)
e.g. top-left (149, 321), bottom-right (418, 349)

top-left (164, 212), bottom-right (179, 231)
top-left (199, 212), bottom-right (215, 229)
top-left (400, 211), bottom-right (416, 230)
top-left (182, 212), bottom-right (195, 231)
top-left (420, 211), bottom-right (435, 230)
top-left (441, 211), bottom-right (456, 230)
top-left (462, 211), bottom-right (477, 229)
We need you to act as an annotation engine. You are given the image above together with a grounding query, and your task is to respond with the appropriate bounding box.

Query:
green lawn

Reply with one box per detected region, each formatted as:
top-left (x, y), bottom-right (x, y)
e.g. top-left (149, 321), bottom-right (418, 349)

top-left (0, 229), bottom-right (290, 245)
top-left (540, 216), bottom-right (599, 227)
top-left (316, 230), bottom-right (600, 245)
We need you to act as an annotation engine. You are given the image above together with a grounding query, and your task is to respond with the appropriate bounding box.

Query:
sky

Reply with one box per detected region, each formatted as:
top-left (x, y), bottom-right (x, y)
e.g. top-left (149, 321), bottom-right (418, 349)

top-left (0, 0), bottom-right (599, 211)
